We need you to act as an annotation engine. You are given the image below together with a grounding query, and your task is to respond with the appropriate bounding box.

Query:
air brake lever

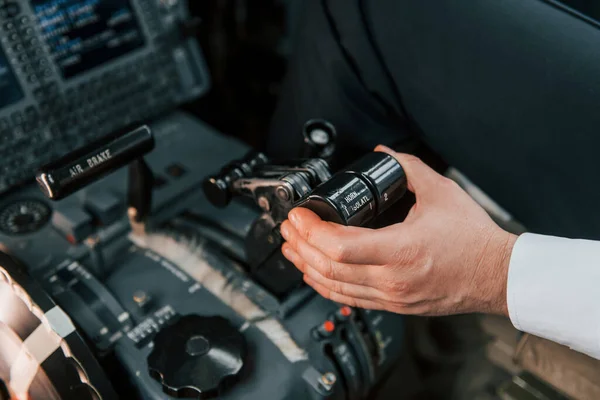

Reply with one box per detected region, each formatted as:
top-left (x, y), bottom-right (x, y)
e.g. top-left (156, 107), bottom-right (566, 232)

top-left (36, 126), bottom-right (155, 233)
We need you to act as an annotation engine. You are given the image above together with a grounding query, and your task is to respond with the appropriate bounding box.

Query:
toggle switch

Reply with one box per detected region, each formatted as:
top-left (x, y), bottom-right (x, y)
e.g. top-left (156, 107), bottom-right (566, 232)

top-left (314, 320), bottom-right (336, 340)
top-left (335, 306), bottom-right (353, 322)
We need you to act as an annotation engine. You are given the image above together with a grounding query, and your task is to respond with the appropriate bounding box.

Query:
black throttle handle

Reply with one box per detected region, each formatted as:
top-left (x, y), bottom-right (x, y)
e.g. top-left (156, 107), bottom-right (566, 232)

top-left (295, 152), bottom-right (407, 226)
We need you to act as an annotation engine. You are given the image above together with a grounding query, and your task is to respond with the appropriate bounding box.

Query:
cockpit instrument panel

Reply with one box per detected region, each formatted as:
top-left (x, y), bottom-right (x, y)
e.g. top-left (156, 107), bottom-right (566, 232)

top-left (0, 0), bottom-right (208, 193)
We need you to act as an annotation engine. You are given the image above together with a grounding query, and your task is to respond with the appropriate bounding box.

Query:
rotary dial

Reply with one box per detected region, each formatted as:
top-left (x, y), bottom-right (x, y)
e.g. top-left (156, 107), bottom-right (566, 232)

top-left (0, 199), bottom-right (51, 235)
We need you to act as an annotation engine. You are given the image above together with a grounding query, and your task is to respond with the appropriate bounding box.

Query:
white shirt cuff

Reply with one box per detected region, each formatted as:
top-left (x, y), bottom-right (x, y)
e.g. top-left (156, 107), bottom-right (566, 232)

top-left (507, 233), bottom-right (600, 359)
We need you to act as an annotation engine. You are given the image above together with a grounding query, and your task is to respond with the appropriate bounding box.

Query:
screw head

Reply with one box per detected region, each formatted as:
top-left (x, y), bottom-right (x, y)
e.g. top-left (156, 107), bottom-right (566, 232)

top-left (133, 290), bottom-right (147, 303)
top-left (319, 372), bottom-right (336, 391)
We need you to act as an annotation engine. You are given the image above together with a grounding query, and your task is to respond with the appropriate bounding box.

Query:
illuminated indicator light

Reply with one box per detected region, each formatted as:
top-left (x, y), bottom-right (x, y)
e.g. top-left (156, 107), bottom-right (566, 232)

top-left (323, 320), bottom-right (335, 333)
top-left (340, 306), bottom-right (352, 317)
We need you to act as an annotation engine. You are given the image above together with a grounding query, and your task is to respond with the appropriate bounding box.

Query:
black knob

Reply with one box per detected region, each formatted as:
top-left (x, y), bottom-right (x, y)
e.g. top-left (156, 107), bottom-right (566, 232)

top-left (203, 175), bottom-right (235, 209)
top-left (148, 315), bottom-right (246, 399)
top-left (302, 119), bottom-right (337, 159)
top-left (203, 152), bottom-right (268, 208)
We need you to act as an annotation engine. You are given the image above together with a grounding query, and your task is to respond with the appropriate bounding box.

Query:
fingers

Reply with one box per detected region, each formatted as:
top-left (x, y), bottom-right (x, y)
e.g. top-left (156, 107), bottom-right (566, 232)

top-left (374, 145), bottom-right (442, 196)
top-left (304, 271), bottom-right (435, 315)
top-left (306, 272), bottom-right (436, 315)
top-left (283, 208), bottom-right (387, 265)
top-left (281, 233), bottom-right (376, 286)
top-left (282, 243), bottom-right (388, 300)
top-left (304, 266), bottom-right (382, 300)
top-left (304, 276), bottom-right (385, 311)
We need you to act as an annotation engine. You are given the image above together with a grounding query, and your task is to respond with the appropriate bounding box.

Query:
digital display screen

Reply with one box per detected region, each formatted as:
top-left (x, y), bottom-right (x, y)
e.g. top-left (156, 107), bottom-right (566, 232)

top-left (0, 45), bottom-right (24, 109)
top-left (31, 0), bottom-right (145, 79)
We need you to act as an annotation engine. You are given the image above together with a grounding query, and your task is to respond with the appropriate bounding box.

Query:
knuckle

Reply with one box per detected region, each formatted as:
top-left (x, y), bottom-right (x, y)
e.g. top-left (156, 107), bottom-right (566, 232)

top-left (314, 255), bottom-right (335, 279)
top-left (285, 228), bottom-right (298, 248)
top-left (297, 260), bottom-right (308, 273)
top-left (440, 176), bottom-right (460, 191)
top-left (318, 286), bottom-right (332, 300)
top-left (401, 154), bottom-right (422, 165)
top-left (345, 297), bottom-right (359, 308)
top-left (300, 224), bottom-right (313, 242)
top-left (305, 223), bottom-right (327, 245)
top-left (328, 242), bottom-right (349, 263)
top-left (330, 291), bottom-right (353, 307)
top-left (325, 259), bottom-right (337, 280)
top-left (328, 291), bottom-right (340, 303)
top-left (332, 280), bottom-right (345, 296)
top-left (382, 279), bottom-right (410, 295)
top-left (402, 155), bottom-right (426, 172)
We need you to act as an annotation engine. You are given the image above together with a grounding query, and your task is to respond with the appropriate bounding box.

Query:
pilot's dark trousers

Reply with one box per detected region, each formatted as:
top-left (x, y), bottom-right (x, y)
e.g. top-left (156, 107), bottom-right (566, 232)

top-left (268, 0), bottom-right (600, 239)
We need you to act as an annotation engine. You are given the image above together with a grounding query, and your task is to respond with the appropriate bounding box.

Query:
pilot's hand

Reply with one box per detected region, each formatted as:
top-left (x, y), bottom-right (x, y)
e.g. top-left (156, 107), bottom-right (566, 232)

top-left (280, 145), bottom-right (518, 316)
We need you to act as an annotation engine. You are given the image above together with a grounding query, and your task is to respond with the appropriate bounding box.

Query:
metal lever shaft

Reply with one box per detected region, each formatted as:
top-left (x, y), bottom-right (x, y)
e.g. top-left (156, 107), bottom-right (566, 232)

top-left (128, 159), bottom-right (154, 224)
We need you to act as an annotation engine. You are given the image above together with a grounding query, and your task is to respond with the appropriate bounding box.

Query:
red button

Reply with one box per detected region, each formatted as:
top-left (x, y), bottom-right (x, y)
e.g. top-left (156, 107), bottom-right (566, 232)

top-left (340, 306), bottom-right (352, 317)
top-left (323, 320), bottom-right (335, 333)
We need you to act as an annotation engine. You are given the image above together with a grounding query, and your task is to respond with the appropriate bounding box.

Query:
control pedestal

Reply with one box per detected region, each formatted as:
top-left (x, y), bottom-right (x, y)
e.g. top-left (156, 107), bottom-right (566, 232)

top-left (0, 112), bottom-right (406, 400)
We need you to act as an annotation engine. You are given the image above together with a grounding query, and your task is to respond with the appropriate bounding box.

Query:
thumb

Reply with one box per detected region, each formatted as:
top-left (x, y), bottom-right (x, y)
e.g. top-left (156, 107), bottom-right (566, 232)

top-left (374, 145), bottom-right (442, 196)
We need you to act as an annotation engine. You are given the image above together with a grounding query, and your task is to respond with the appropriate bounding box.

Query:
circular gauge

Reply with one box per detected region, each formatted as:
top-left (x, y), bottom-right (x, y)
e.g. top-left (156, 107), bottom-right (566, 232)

top-left (0, 199), bottom-right (51, 235)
